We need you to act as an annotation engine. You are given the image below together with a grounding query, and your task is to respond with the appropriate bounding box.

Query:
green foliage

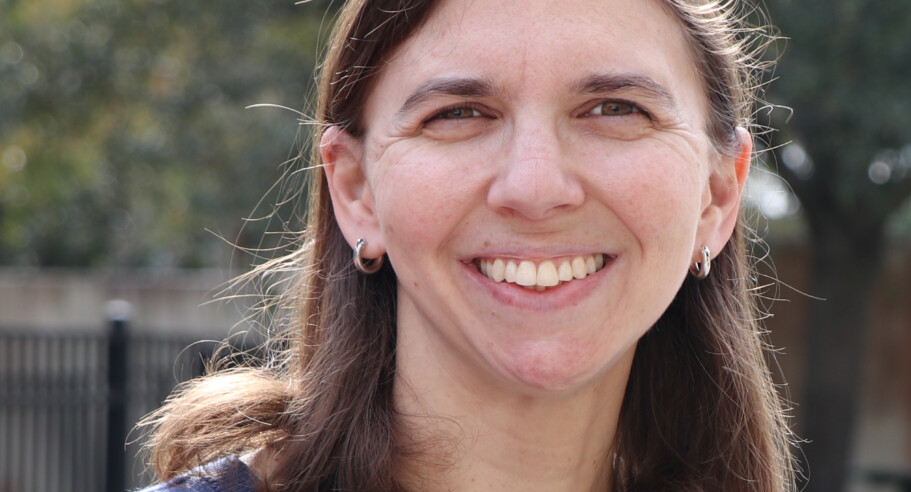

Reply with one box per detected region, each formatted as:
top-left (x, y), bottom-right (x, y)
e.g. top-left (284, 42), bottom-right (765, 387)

top-left (763, 0), bottom-right (911, 228)
top-left (0, 0), bottom-right (335, 267)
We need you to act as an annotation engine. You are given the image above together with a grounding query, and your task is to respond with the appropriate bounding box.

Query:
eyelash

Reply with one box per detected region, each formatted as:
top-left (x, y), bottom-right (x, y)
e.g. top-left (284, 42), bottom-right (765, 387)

top-left (425, 103), bottom-right (486, 123)
top-left (584, 99), bottom-right (651, 120)
top-left (422, 99), bottom-right (651, 124)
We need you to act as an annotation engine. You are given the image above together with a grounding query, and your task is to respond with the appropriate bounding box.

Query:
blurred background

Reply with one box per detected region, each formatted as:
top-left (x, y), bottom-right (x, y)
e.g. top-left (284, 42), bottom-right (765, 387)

top-left (0, 0), bottom-right (908, 491)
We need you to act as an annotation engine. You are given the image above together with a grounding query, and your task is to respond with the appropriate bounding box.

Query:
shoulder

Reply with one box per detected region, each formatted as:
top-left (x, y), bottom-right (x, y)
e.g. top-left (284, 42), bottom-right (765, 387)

top-left (137, 456), bottom-right (259, 492)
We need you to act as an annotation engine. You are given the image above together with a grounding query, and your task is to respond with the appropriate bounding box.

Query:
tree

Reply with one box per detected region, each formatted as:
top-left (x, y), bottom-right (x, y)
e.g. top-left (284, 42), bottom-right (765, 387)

top-left (0, 0), bottom-right (335, 268)
top-left (762, 2), bottom-right (911, 490)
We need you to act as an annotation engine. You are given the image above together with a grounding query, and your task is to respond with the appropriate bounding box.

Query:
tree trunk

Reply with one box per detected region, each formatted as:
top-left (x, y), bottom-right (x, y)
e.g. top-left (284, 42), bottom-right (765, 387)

top-left (798, 214), bottom-right (885, 492)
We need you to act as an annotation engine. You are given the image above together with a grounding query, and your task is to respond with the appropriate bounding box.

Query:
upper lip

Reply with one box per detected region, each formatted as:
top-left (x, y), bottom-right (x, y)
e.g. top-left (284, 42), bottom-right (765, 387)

top-left (462, 249), bottom-right (613, 262)
top-left (470, 252), bottom-right (610, 260)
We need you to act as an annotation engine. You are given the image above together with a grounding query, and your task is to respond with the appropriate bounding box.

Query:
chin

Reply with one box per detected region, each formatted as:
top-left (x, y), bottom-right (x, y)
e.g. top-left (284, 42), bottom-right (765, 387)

top-left (509, 368), bottom-right (594, 396)
top-left (496, 340), bottom-right (634, 396)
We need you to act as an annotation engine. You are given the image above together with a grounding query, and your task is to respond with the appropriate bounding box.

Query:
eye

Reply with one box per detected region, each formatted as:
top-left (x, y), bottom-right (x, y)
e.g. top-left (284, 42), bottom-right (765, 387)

top-left (586, 100), bottom-right (644, 117)
top-left (428, 105), bottom-right (483, 121)
top-left (420, 104), bottom-right (492, 140)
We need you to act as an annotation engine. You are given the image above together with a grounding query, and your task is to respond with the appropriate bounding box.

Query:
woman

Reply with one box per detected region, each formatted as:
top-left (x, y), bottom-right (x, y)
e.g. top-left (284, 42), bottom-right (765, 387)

top-left (141, 0), bottom-right (795, 490)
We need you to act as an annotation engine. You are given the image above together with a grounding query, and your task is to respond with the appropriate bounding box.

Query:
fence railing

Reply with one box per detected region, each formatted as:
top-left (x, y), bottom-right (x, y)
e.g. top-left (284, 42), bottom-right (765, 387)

top-left (0, 318), bottom-right (240, 492)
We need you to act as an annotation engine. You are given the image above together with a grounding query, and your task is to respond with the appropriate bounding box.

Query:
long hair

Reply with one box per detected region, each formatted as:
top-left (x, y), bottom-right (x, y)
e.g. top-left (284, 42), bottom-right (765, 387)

top-left (139, 1), bottom-right (794, 490)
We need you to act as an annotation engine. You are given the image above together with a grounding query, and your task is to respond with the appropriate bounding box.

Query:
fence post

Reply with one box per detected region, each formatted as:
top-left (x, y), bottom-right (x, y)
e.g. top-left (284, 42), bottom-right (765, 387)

top-left (105, 300), bottom-right (131, 492)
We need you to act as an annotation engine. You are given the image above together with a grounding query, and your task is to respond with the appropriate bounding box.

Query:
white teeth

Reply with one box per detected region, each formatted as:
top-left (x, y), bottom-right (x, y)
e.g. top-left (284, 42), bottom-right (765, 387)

top-left (536, 261), bottom-right (559, 287)
top-left (490, 258), bottom-right (506, 282)
top-left (585, 256), bottom-right (596, 274)
top-left (515, 260), bottom-right (537, 286)
top-left (478, 254), bottom-right (608, 290)
top-left (571, 256), bottom-right (587, 279)
top-left (504, 260), bottom-right (518, 283)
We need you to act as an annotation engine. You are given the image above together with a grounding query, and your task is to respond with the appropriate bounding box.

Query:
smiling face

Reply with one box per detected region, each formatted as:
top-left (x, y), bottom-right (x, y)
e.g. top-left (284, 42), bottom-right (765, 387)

top-left (324, 0), bottom-right (749, 397)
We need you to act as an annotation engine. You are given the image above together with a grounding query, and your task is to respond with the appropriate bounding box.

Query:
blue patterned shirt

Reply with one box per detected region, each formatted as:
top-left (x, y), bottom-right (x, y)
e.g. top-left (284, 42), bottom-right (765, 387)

top-left (138, 456), bottom-right (258, 492)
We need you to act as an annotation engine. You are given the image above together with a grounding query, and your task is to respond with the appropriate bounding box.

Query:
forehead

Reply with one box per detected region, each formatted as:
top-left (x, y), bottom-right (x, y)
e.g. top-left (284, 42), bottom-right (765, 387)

top-left (413, 0), bottom-right (687, 57)
top-left (368, 0), bottom-right (704, 115)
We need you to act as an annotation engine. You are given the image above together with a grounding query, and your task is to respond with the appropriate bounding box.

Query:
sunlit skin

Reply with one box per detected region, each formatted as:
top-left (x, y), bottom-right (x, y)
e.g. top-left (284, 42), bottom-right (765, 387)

top-left (322, 0), bottom-right (751, 490)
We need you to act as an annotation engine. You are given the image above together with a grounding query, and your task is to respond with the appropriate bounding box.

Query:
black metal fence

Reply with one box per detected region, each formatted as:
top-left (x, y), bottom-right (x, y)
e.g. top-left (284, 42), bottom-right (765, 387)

top-left (0, 321), bottom-right (235, 492)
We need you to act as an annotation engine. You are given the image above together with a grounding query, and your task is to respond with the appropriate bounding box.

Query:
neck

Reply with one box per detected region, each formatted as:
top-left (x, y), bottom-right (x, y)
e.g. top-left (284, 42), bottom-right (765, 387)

top-left (394, 324), bottom-right (634, 492)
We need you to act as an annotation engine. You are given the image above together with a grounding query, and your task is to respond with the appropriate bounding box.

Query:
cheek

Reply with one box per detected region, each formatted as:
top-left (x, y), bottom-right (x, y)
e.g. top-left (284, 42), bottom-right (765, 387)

top-left (592, 144), bottom-right (706, 243)
top-left (370, 145), bottom-right (484, 250)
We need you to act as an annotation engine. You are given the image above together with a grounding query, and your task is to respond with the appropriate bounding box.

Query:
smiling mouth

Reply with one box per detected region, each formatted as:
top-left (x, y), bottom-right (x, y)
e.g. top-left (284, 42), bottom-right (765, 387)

top-left (476, 254), bottom-right (608, 291)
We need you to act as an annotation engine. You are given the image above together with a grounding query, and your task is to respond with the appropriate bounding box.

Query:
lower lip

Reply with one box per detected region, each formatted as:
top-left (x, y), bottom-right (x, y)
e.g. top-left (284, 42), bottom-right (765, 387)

top-left (462, 259), bottom-right (613, 311)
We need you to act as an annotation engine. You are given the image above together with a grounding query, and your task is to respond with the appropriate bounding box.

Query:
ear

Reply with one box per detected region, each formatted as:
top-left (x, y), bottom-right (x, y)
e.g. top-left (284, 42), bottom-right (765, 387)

top-left (696, 127), bottom-right (752, 260)
top-left (321, 126), bottom-right (385, 259)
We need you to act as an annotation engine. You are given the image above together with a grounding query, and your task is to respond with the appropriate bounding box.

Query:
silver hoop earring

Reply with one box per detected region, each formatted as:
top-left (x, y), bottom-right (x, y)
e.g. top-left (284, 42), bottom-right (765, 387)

top-left (689, 245), bottom-right (711, 280)
top-left (354, 238), bottom-right (383, 274)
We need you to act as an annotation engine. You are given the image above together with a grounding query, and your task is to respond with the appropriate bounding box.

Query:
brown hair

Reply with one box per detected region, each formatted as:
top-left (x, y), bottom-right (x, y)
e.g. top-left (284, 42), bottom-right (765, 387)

top-left (139, 1), bottom-right (794, 490)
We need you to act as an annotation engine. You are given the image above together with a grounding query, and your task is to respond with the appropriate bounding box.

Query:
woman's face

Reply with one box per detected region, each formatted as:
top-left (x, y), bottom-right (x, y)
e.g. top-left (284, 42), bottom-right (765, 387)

top-left (327, 0), bottom-right (746, 396)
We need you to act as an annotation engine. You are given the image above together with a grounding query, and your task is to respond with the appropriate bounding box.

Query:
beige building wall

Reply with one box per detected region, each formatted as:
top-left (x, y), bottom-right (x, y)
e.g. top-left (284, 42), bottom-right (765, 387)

top-left (0, 268), bottom-right (249, 334)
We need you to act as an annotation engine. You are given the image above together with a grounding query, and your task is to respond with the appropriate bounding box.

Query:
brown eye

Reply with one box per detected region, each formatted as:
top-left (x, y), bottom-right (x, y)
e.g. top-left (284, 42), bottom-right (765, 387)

top-left (435, 106), bottom-right (482, 120)
top-left (588, 100), bottom-right (641, 117)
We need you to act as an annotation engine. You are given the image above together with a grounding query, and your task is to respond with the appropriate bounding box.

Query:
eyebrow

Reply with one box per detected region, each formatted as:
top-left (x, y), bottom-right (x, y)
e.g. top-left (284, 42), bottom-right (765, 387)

top-left (396, 72), bottom-right (678, 117)
top-left (397, 76), bottom-right (499, 117)
top-left (573, 72), bottom-right (678, 111)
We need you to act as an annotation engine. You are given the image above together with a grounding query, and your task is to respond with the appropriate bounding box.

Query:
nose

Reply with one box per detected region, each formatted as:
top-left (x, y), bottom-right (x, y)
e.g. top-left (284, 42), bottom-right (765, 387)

top-left (486, 119), bottom-right (585, 221)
